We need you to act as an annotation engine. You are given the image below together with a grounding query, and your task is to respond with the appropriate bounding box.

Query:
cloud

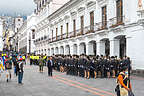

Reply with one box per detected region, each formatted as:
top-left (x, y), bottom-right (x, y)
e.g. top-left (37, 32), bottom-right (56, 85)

top-left (0, 0), bottom-right (35, 16)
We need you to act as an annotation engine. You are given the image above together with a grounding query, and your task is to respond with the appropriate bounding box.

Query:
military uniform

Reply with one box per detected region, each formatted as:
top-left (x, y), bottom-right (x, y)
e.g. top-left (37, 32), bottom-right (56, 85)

top-left (110, 58), bottom-right (117, 78)
top-left (92, 58), bottom-right (98, 79)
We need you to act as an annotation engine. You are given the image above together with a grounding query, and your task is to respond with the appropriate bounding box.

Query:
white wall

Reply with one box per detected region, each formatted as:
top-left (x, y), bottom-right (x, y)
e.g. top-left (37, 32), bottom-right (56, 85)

top-left (0, 19), bottom-right (3, 51)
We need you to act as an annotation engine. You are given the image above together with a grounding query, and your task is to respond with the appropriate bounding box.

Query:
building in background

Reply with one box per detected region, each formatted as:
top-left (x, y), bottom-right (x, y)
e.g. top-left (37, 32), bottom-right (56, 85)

top-left (0, 18), bottom-right (4, 52)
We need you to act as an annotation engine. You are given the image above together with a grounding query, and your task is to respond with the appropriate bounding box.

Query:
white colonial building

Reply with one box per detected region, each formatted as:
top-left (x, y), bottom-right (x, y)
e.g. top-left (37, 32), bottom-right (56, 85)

top-left (18, 0), bottom-right (144, 70)
top-left (0, 18), bottom-right (4, 51)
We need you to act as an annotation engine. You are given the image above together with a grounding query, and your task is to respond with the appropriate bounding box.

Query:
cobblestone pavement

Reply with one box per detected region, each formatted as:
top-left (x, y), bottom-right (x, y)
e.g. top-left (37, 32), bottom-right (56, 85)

top-left (0, 65), bottom-right (144, 96)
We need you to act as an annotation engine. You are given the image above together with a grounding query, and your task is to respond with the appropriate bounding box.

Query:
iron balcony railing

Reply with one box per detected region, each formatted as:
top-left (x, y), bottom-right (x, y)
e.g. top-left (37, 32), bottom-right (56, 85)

top-left (109, 16), bottom-right (124, 28)
top-left (47, 16), bottom-right (125, 44)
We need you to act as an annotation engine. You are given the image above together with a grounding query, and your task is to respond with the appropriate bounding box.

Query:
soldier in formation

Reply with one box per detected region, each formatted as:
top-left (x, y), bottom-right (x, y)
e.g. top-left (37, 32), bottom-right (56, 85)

top-left (28, 53), bottom-right (131, 79)
top-left (51, 54), bottom-right (131, 79)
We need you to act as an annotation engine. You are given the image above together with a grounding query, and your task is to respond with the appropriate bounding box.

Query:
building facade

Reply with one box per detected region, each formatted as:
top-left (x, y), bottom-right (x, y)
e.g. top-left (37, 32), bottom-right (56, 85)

top-left (21, 0), bottom-right (144, 70)
top-left (0, 18), bottom-right (4, 51)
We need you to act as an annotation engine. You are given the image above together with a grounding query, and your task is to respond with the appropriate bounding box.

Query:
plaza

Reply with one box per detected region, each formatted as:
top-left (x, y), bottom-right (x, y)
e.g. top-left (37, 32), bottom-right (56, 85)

top-left (0, 65), bottom-right (144, 96)
top-left (0, 0), bottom-right (144, 96)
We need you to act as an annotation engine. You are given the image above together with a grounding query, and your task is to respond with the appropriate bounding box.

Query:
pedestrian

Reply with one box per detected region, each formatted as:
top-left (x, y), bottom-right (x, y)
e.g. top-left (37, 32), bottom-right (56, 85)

top-left (39, 56), bottom-right (44, 72)
top-left (47, 56), bottom-right (53, 76)
top-left (116, 66), bottom-right (132, 96)
top-left (5, 56), bottom-right (12, 82)
top-left (12, 55), bottom-right (18, 76)
top-left (0, 57), bottom-right (4, 78)
top-left (17, 58), bottom-right (24, 84)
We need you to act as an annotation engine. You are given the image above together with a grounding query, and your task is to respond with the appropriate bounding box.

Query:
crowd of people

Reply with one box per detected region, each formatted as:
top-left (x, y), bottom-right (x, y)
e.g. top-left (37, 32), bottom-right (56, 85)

top-left (29, 54), bottom-right (131, 79)
top-left (30, 54), bottom-right (133, 96)
top-left (0, 53), bottom-right (133, 96)
top-left (0, 54), bottom-right (24, 84)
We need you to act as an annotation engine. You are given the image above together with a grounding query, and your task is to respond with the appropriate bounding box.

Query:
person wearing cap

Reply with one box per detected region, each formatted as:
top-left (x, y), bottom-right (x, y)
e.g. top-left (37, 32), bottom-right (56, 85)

top-left (116, 66), bottom-right (132, 96)
top-left (17, 58), bottom-right (24, 84)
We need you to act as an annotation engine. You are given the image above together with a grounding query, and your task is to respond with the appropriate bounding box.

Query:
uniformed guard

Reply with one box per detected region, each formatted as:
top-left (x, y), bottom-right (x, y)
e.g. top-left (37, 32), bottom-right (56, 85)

top-left (105, 57), bottom-right (111, 78)
top-left (97, 57), bottom-right (102, 78)
top-left (93, 56), bottom-right (98, 79)
top-left (110, 56), bottom-right (116, 78)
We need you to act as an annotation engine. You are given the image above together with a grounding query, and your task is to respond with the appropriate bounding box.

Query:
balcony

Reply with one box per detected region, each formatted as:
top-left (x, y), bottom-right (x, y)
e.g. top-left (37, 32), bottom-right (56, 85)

top-left (77, 29), bottom-right (83, 36)
top-left (63, 33), bottom-right (67, 39)
top-left (57, 35), bottom-right (61, 41)
top-left (84, 25), bottom-right (95, 34)
top-left (95, 21), bottom-right (108, 31)
top-left (45, 17), bottom-right (127, 44)
top-left (109, 16), bottom-right (124, 28)
top-left (52, 37), bottom-right (56, 42)
top-left (48, 38), bottom-right (52, 43)
top-left (69, 31), bottom-right (75, 38)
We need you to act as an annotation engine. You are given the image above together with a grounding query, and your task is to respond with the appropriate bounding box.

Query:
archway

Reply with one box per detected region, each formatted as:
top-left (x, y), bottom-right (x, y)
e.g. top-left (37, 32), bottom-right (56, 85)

top-left (51, 48), bottom-right (54, 55)
top-left (88, 41), bottom-right (97, 55)
top-left (79, 43), bottom-right (86, 55)
top-left (73, 44), bottom-right (78, 55)
top-left (60, 46), bottom-right (64, 55)
top-left (55, 47), bottom-right (59, 55)
top-left (48, 49), bottom-right (50, 56)
top-left (100, 38), bottom-right (110, 56)
top-left (65, 45), bottom-right (70, 55)
top-left (115, 35), bottom-right (126, 58)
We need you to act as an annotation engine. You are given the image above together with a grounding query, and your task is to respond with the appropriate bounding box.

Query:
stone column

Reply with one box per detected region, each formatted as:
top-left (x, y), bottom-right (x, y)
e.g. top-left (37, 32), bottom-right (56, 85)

top-left (77, 43), bottom-right (80, 55)
top-left (86, 42), bottom-right (89, 55)
top-left (70, 45), bottom-right (74, 55)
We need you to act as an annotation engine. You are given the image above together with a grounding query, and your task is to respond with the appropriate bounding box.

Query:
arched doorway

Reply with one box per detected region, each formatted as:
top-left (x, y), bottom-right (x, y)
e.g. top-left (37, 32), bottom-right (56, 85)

top-left (65, 45), bottom-right (70, 55)
top-left (73, 44), bottom-right (77, 55)
top-left (51, 48), bottom-right (54, 55)
top-left (100, 38), bottom-right (110, 56)
top-left (79, 43), bottom-right (86, 55)
top-left (88, 41), bottom-right (96, 55)
top-left (115, 35), bottom-right (126, 58)
top-left (60, 46), bottom-right (64, 55)
top-left (55, 47), bottom-right (59, 55)
top-left (48, 49), bottom-right (50, 56)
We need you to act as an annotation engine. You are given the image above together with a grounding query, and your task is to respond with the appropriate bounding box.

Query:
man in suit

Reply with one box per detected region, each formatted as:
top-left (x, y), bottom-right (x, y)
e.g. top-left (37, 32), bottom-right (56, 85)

top-left (47, 56), bottom-right (53, 76)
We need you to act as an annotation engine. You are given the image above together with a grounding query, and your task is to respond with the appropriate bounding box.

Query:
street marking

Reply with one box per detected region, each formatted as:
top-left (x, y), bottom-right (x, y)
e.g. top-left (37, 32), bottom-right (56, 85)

top-left (53, 76), bottom-right (106, 96)
top-left (54, 75), bottom-right (115, 96)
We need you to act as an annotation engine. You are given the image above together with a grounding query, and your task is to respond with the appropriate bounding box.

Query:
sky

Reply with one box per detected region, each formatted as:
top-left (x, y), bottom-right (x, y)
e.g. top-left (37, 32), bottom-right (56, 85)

top-left (0, 0), bottom-right (35, 16)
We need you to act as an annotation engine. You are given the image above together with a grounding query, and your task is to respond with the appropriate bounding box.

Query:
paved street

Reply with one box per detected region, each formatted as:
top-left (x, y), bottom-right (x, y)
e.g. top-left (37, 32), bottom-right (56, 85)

top-left (0, 65), bottom-right (144, 96)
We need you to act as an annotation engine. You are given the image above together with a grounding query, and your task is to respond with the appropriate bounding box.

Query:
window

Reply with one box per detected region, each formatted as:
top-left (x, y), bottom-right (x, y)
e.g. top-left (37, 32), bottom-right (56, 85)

top-left (116, 0), bottom-right (123, 24)
top-left (56, 28), bottom-right (58, 40)
top-left (90, 11), bottom-right (94, 31)
top-left (61, 25), bottom-right (63, 39)
top-left (80, 16), bottom-right (84, 34)
top-left (73, 19), bottom-right (76, 36)
top-left (66, 23), bottom-right (69, 38)
top-left (102, 6), bottom-right (107, 28)
top-left (32, 30), bottom-right (35, 39)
